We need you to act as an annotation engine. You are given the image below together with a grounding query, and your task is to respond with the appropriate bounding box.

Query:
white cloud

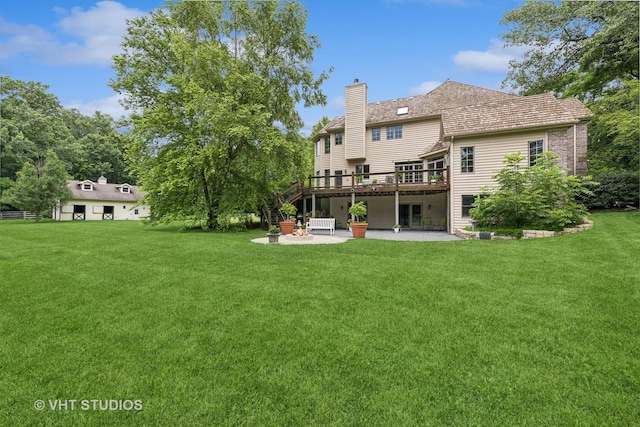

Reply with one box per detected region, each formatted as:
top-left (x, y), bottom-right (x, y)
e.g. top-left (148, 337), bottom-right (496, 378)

top-left (453, 39), bottom-right (527, 73)
top-left (0, 1), bottom-right (145, 66)
top-left (409, 80), bottom-right (442, 95)
top-left (66, 93), bottom-right (128, 120)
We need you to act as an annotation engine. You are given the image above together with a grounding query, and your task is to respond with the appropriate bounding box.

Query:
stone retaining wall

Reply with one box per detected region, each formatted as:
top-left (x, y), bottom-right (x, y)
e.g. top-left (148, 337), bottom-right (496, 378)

top-left (455, 219), bottom-right (593, 240)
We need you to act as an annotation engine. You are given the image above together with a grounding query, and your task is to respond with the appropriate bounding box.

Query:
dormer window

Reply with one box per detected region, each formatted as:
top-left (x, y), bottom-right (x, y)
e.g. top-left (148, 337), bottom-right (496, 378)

top-left (121, 187), bottom-right (130, 194)
top-left (118, 184), bottom-right (132, 194)
top-left (82, 183), bottom-right (93, 191)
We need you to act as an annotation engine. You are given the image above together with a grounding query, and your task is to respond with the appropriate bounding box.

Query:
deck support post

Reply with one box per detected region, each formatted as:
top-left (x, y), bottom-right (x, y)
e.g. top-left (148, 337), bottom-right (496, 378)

top-left (311, 194), bottom-right (316, 218)
top-left (351, 192), bottom-right (355, 221)
top-left (395, 190), bottom-right (399, 227)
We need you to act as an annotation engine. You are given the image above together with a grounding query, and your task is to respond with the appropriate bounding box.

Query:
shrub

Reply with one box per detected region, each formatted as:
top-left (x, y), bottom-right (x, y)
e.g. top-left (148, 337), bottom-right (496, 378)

top-left (582, 170), bottom-right (639, 209)
top-left (471, 152), bottom-right (593, 230)
top-left (348, 201), bottom-right (367, 223)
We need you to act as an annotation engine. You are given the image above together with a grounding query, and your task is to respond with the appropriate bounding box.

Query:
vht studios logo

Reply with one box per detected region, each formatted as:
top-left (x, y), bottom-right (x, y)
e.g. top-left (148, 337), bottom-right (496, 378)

top-left (34, 399), bottom-right (143, 411)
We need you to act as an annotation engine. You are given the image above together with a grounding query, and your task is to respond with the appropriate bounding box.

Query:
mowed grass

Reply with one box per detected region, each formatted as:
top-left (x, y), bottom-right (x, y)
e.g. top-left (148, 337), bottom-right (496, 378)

top-left (0, 211), bottom-right (638, 426)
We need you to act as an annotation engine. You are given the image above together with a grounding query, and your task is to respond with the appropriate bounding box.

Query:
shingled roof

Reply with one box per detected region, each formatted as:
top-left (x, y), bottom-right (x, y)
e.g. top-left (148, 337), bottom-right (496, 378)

top-left (314, 80), bottom-right (593, 142)
top-left (315, 80), bottom-right (517, 137)
top-left (68, 179), bottom-right (145, 202)
top-left (441, 93), bottom-right (593, 137)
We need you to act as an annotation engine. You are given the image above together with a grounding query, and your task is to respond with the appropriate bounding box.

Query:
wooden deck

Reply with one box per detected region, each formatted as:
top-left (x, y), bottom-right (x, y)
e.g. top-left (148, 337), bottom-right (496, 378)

top-left (304, 168), bottom-right (449, 197)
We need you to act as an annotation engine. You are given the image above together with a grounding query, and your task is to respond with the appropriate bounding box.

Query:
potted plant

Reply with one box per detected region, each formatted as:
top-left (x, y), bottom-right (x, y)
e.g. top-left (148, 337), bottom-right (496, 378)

top-left (266, 225), bottom-right (281, 243)
top-left (348, 201), bottom-right (368, 238)
top-left (279, 202), bottom-right (297, 235)
top-left (429, 174), bottom-right (440, 183)
top-left (393, 224), bottom-right (401, 233)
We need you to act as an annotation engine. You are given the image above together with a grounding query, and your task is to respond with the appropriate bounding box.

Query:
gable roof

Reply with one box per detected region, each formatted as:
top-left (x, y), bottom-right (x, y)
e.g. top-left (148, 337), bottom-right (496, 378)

top-left (441, 93), bottom-right (593, 137)
top-left (315, 80), bottom-right (517, 137)
top-left (67, 180), bottom-right (146, 202)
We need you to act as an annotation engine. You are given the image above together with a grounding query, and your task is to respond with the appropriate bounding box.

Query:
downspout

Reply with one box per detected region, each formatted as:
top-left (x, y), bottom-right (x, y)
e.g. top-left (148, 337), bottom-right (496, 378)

top-left (448, 136), bottom-right (454, 234)
top-left (573, 124), bottom-right (577, 174)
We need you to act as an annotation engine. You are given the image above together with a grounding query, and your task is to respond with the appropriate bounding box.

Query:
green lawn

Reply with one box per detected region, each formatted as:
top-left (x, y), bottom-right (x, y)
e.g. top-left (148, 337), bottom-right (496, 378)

top-left (1, 211), bottom-right (638, 426)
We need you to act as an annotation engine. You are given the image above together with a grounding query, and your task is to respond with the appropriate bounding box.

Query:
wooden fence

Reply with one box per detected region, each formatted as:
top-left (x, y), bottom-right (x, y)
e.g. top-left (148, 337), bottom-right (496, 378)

top-left (0, 211), bottom-right (37, 220)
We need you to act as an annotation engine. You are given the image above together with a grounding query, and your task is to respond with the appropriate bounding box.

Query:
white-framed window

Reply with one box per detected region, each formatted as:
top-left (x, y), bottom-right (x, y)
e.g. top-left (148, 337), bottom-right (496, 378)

top-left (427, 158), bottom-right (445, 179)
top-left (334, 133), bottom-right (343, 145)
top-left (82, 183), bottom-right (93, 191)
top-left (315, 141), bottom-right (321, 157)
top-left (461, 147), bottom-right (474, 173)
top-left (529, 140), bottom-right (544, 166)
top-left (395, 161), bottom-right (423, 183)
top-left (386, 125), bottom-right (402, 140)
top-left (120, 186), bottom-right (130, 194)
top-left (324, 137), bottom-right (330, 154)
top-left (355, 164), bottom-right (370, 180)
top-left (372, 128), bottom-right (381, 142)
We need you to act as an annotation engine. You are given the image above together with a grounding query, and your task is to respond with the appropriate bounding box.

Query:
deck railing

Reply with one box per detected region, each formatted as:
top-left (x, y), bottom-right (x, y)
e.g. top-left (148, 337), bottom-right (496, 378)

top-left (306, 167), bottom-right (449, 191)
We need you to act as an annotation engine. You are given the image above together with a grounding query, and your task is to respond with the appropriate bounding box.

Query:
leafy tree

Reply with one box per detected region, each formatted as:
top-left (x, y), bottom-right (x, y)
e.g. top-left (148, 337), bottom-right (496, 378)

top-left (1, 150), bottom-right (71, 222)
top-left (110, 0), bottom-right (331, 229)
top-left (471, 152), bottom-right (593, 230)
top-left (0, 76), bottom-right (79, 181)
top-left (0, 76), bottom-right (134, 194)
top-left (501, 1), bottom-right (639, 172)
top-left (62, 109), bottom-right (136, 183)
top-left (501, 1), bottom-right (638, 99)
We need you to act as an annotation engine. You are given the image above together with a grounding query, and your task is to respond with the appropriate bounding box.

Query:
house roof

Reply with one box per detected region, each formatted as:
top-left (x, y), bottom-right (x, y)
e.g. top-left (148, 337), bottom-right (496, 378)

top-left (419, 140), bottom-right (450, 159)
top-left (441, 93), bottom-right (593, 137)
top-left (315, 80), bottom-right (517, 137)
top-left (314, 81), bottom-right (592, 141)
top-left (67, 180), bottom-right (146, 202)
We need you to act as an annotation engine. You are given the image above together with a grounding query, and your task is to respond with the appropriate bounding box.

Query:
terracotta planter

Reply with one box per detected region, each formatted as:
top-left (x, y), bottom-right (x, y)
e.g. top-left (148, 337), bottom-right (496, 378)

top-left (279, 220), bottom-right (295, 235)
top-left (350, 222), bottom-right (368, 238)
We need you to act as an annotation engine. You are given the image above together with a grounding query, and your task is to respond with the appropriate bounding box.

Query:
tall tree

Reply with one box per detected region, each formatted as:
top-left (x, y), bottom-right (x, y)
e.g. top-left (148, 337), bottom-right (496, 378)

top-left (110, 0), bottom-right (331, 229)
top-left (501, 1), bottom-right (639, 172)
top-left (62, 109), bottom-right (136, 183)
top-left (1, 150), bottom-right (71, 222)
top-left (0, 76), bottom-right (79, 181)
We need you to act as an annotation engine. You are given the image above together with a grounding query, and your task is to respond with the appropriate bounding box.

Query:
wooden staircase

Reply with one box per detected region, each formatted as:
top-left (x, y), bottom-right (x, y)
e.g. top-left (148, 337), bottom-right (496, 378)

top-left (262, 182), bottom-right (304, 228)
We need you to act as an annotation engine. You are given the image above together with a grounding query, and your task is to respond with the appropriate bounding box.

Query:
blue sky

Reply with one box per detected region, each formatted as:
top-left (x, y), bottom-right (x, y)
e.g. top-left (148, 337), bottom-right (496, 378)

top-left (0, 0), bottom-right (527, 135)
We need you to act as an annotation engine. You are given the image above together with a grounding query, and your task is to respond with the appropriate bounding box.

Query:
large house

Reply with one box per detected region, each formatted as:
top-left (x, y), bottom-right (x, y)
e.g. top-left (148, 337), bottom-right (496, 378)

top-left (308, 80), bottom-right (591, 233)
top-left (53, 176), bottom-right (148, 221)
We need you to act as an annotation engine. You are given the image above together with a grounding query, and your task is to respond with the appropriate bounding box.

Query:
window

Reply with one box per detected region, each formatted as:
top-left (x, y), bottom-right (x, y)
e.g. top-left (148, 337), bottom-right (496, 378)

top-left (461, 147), bottom-right (474, 173)
top-left (324, 169), bottom-right (331, 188)
top-left (397, 106), bottom-right (408, 115)
top-left (462, 195), bottom-right (475, 217)
top-left (372, 128), bottom-right (381, 141)
top-left (82, 183), bottom-right (93, 191)
top-left (324, 137), bottom-right (330, 154)
top-left (120, 186), bottom-right (130, 194)
top-left (355, 164), bottom-right (370, 180)
top-left (335, 133), bottom-right (343, 145)
top-left (395, 161), bottom-right (424, 183)
top-left (315, 141), bottom-right (321, 157)
top-left (427, 158), bottom-right (445, 179)
top-left (386, 125), bottom-right (402, 140)
top-left (529, 140), bottom-right (544, 166)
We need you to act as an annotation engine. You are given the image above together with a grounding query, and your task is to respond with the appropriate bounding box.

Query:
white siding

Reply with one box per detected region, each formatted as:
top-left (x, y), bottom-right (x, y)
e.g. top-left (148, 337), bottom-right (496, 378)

top-left (450, 131), bottom-right (546, 232)
top-left (56, 200), bottom-right (149, 221)
top-left (345, 83), bottom-right (367, 160)
top-left (366, 119), bottom-right (441, 174)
